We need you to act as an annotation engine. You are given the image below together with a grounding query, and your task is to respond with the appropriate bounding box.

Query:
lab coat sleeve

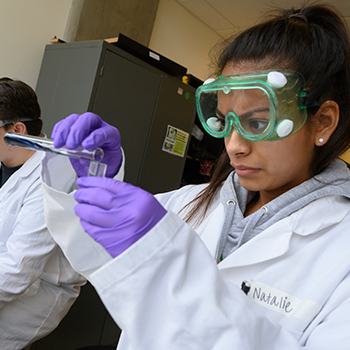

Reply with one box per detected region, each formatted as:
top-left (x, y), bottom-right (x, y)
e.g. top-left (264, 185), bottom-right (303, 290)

top-left (0, 180), bottom-right (56, 309)
top-left (89, 211), bottom-right (304, 350)
top-left (41, 151), bottom-right (125, 278)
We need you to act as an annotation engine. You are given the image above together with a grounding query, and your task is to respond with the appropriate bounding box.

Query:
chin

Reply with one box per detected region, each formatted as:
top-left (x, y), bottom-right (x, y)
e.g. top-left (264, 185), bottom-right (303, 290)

top-left (237, 178), bottom-right (263, 192)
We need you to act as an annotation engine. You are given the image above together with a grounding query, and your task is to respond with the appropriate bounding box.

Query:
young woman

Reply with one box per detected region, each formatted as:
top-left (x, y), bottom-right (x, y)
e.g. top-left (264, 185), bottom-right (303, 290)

top-left (43, 3), bottom-right (350, 349)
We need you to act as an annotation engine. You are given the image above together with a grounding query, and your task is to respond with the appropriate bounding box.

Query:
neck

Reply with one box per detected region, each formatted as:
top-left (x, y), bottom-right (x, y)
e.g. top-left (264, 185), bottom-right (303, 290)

top-left (244, 193), bottom-right (261, 217)
top-left (244, 190), bottom-right (279, 217)
top-left (2, 149), bottom-right (35, 168)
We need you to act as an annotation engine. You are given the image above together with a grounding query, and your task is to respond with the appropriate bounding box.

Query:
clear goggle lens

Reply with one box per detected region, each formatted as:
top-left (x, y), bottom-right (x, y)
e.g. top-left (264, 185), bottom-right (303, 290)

top-left (195, 70), bottom-right (307, 141)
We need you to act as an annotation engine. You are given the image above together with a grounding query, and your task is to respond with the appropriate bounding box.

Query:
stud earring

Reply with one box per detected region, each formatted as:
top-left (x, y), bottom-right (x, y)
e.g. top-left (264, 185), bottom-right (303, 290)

top-left (319, 138), bottom-right (324, 143)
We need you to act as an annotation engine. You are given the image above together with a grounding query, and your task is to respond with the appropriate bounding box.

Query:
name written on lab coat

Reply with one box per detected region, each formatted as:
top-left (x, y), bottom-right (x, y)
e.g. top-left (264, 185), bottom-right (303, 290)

top-left (252, 287), bottom-right (293, 313)
top-left (246, 280), bottom-right (322, 322)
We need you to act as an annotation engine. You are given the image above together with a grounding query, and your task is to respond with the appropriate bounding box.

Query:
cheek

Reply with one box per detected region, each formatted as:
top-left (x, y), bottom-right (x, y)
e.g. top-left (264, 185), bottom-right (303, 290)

top-left (263, 137), bottom-right (313, 175)
top-left (224, 136), bottom-right (230, 148)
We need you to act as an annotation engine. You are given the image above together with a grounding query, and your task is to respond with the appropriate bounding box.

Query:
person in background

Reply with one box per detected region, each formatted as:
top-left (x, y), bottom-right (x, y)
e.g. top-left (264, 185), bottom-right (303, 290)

top-left (42, 3), bottom-right (350, 349)
top-left (0, 78), bottom-right (85, 350)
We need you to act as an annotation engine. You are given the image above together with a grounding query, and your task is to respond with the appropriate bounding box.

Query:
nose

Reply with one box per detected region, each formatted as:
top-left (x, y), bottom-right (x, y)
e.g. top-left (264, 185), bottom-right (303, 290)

top-left (225, 128), bottom-right (251, 157)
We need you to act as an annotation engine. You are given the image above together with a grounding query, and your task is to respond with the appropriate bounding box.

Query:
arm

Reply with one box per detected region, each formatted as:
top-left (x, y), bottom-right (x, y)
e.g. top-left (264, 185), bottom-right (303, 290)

top-left (89, 211), bottom-right (350, 350)
top-left (72, 178), bottom-right (301, 349)
top-left (72, 176), bottom-right (350, 349)
top-left (0, 180), bottom-right (56, 308)
top-left (41, 112), bottom-right (125, 277)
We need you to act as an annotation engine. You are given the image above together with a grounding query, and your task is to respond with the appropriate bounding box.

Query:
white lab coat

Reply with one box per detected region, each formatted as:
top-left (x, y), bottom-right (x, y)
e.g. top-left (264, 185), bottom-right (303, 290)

top-left (0, 151), bottom-right (85, 350)
top-left (42, 157), bottom-right (350, 350)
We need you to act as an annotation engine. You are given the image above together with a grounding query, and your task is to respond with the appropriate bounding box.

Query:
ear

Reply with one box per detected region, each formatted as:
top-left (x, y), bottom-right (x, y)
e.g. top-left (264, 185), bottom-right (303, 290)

top-left (313, 100), bottom-right (339, 146)
top-left (11, 122), bottom-right (27, 135)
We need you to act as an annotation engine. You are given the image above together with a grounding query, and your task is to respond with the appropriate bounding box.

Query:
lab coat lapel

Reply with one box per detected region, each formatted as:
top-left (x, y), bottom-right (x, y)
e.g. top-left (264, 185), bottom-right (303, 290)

top-left (197, 203), bottom-right (226, 258)
top-left (218, 196), bottom-right (349, 270)
top-left (218, 215), bottom-right (295, 269)
top-left (0, 171), bottom-right (20, 201)
top-left (292, 195), bottom-right (349, 235)
top-left (197, 203), bottom-right (296, 266)
top-left (0, 151), bottom-right (41, 201)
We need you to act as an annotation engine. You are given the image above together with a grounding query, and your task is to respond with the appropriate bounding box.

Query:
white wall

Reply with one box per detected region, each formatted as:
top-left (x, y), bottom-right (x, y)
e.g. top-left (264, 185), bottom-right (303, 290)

top-left (149, 0), bottom-right (223, 81)
top-left (0, 0), bottom-right (222, 89)
top-left (0, 0), bottom-right (72, 89)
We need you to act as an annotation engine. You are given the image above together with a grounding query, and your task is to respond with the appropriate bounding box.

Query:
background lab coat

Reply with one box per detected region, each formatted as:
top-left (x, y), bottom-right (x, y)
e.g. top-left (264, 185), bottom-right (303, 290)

top-left (0, 151), bottom-right (85, 350)
top-left (42, 155), bottom-right (350, 350)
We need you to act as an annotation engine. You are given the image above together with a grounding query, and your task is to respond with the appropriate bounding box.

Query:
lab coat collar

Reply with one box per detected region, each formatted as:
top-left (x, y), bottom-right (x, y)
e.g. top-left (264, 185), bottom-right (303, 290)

top-left (0, 150), bottom-right (41, 181)
top-left (0, 150), bottom-right (41, 178)
top-left (0, 151), bottom-right (42, 201)
top-left (292, 195), bottom-right (350, 235)
top-left (218, 215), bottom-right (294, 269)
top-left (12, 151), bottom-right (42, 178)
top-left (218, 195), bottom-right (349, 269)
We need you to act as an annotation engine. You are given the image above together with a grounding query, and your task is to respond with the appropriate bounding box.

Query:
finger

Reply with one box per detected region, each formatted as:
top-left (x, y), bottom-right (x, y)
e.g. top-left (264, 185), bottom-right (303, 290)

top-left (79, 218), bottom-right (105, 240)
top-left (79, 219), bottom-right (122, 245)
top-left (76, 177), bottom-right (143, 203)
top-left (65, 113), bottom-right (103, 149)
top-left (76, 177), bottom-right (140, 209)
top-left (81, 122), bottom-right (121, 150)
top-left (74, 187), bottom-right (119, 209)
top-left (75, 203), bottom-right (124, 228)
top-left (76, 176), bottom-right (128, 192)
top-left (51, 114), bottom-right (80, 148)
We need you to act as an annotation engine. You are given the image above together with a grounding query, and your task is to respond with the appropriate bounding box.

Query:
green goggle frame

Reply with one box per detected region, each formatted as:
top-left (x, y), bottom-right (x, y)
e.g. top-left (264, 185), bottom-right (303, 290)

top-left (195, 69), bottom-right (308, 141)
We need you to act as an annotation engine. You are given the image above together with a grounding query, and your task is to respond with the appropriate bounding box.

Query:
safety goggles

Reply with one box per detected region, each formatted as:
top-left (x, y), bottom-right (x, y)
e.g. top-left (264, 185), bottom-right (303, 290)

top-left (196, 69), bottom-right (310, 141)
top-left (0, 118), bottom-right (34, 128)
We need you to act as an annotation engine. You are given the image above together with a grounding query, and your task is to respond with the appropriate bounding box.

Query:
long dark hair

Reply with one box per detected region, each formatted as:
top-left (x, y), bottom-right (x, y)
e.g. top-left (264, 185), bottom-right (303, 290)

top-left (183, 3), bottom-right (350, 224)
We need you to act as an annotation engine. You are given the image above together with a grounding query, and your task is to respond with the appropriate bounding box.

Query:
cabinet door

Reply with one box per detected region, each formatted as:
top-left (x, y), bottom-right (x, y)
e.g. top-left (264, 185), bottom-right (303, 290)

top-left (36, 44), bottom-right (104, 136)
top-left (92, 49), bottom-right (163, 188)
top-left (138, 75), bottom-right (196, 194)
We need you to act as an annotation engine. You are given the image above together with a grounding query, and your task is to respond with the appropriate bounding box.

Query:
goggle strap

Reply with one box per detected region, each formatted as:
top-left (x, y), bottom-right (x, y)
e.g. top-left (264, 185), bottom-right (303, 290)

top-left (304, 75), bottom-right (336, 113)
top-left (0, 118), bottom-right (36, 128)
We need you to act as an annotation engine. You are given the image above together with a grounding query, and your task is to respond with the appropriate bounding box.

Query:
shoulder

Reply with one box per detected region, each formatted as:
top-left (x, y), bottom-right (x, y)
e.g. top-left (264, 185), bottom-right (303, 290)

top-left (292, 195), bottom-right (350, 235)
top-left (155, 172), bottom-right (235, 214)
top-left (156, 183), bottom-right (209, 213)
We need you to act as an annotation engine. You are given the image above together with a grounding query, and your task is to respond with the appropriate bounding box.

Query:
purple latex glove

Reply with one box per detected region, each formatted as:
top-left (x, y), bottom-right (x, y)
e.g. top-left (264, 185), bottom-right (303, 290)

top-left (74, 177), bottom-right (167, 258)
top-left (51, 112), bottom-right (122, 177)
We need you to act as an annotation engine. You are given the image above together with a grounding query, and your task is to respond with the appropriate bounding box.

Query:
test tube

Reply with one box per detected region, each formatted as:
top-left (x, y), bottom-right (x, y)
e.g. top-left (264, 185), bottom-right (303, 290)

top-left (4, 132), bottom-right (107, 177)
top-left (4, 132), bottom-right (104, 162)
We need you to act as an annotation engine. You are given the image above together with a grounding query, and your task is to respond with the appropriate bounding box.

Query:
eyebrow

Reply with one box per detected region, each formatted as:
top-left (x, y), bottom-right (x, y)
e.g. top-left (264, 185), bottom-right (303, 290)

top-left (216, 107), bottom-right (270, 119)
top-left (240, 107), bottom-right (270, 119)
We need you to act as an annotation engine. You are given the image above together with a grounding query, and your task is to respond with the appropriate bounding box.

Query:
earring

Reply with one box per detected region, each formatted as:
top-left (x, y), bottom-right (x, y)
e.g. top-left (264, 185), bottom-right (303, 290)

top-left (319, 138), bottom-right (324, 143)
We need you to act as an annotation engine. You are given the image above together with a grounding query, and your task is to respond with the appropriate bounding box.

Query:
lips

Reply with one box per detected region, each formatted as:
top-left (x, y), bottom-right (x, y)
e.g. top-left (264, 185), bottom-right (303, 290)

top-left (233, 165), bottom-right (260, 176)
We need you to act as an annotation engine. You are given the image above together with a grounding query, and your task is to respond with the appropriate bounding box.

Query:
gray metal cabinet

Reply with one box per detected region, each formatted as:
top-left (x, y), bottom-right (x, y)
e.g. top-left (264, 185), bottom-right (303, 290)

top-left (36, 40), bottom-right (196, 194)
